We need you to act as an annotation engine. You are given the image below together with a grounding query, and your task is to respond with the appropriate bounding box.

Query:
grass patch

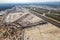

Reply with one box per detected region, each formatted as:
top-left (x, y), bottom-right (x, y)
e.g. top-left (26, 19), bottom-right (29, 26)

top-left (46, 14), bottom-right (60, 21)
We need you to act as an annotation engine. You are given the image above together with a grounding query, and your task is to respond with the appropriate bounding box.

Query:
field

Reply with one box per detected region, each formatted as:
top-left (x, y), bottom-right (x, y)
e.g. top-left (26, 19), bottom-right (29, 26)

top-left (46, 12), bottom-right (60, 21)
top-left (27, 7), bottom-right (60, 21)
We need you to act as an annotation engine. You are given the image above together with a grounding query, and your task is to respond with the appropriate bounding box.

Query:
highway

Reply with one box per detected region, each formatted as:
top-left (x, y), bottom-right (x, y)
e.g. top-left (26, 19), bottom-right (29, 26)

top-left (27, 8), bottom-right (60, 28)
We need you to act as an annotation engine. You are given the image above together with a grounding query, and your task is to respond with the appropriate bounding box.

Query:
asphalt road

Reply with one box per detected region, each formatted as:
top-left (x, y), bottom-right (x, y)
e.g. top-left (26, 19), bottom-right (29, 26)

top-left (28, 8), bottom-right (60, 28)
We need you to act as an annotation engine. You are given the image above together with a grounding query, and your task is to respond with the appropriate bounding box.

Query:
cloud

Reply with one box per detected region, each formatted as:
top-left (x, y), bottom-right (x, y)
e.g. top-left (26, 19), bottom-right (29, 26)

top-left (0, 0), bottom-right (60, 3)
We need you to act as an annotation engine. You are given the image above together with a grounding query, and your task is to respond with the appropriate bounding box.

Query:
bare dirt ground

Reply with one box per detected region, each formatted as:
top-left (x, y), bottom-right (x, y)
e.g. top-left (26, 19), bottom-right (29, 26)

top-left (0, 13), bottom-right (60, 40)
top-left (24, 23), bottom-right (60, 40)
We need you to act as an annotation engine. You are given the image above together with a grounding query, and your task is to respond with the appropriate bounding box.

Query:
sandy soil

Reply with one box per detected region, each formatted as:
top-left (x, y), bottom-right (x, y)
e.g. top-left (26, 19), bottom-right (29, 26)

top-left (24, 23), bottom-right (60, 40)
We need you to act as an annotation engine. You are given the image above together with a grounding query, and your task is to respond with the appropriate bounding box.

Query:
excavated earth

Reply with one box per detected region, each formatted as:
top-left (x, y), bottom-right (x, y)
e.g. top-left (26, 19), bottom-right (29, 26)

top-left (0, 7), bottom-right (60, 40)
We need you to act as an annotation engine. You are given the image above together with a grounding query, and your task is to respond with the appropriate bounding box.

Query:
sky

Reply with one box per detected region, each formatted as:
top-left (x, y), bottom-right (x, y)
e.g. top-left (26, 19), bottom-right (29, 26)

top-left (0, 0), bottom-right (60, 3)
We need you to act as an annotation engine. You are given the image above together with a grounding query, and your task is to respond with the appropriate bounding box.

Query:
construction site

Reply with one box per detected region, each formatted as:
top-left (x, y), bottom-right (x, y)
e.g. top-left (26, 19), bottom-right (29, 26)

top-left (0, 6), bottom-right (60, 40)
